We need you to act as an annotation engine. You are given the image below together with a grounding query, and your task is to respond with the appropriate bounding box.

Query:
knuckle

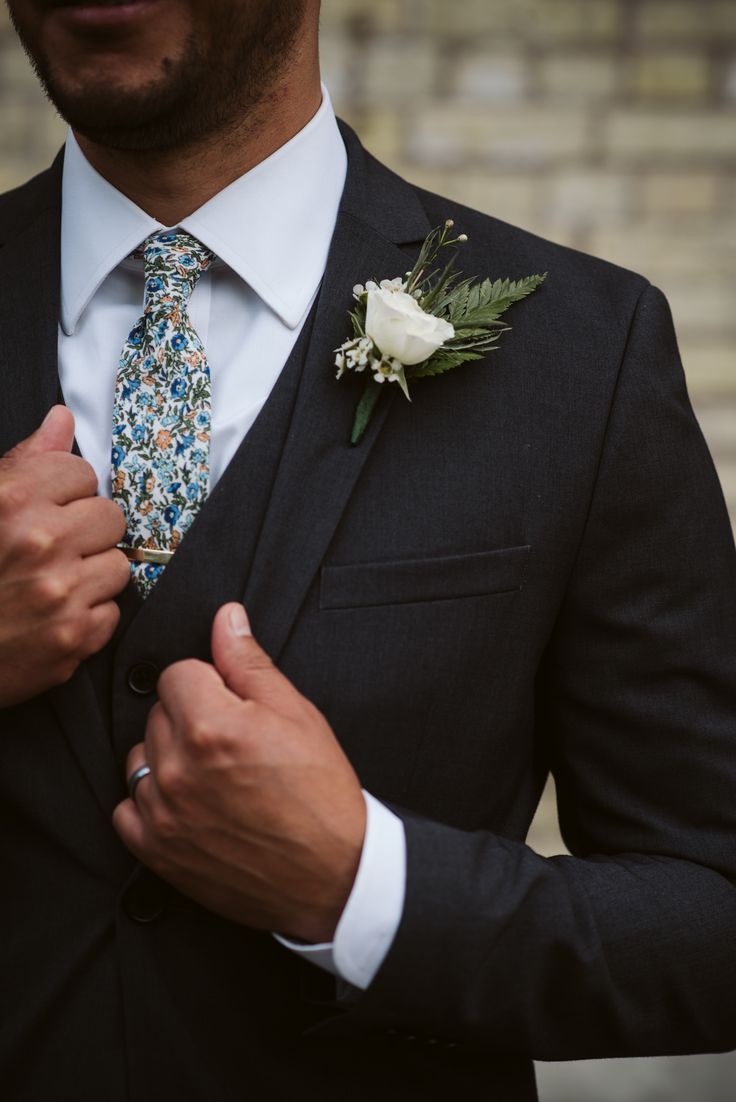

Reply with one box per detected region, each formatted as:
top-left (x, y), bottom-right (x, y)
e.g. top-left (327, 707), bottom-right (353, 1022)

top-left (32, 572), bottom-right (71, 611)
top-left (16, 523), bottom-right (57, 561)
top-left (116, 556), bottom-right (132, 588)
top-left (108, 550), bottom-right (132, 589)
top-left (49, 618), bottom-right (85, 657)
top-left (97, 496), bottom-right (126, 531)
top-left (114, 547), bottom-right (131, 571)
top-left (0, 478), bottom-right (28, 517)
top-left (110, 502), bottom-right (128, 539)
top-left (185, 719), bottom-right (216, 752)
top-left (74, 459), bottom-right (99, 497)
top-left (87, 603), bottom-right (121, 650)
top-left (105, 600), bottom-right (122, 629)
top-left (106, 603), bottom-right (122, 638)
top-left (156, 761), bottom-right (187, 803)
top-left (185, 718), bottom-right (232, 757)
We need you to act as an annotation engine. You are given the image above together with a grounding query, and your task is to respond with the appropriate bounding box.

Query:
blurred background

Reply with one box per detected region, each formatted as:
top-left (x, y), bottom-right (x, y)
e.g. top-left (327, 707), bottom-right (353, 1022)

top-left (1, 0), bottom-right (734, 1097)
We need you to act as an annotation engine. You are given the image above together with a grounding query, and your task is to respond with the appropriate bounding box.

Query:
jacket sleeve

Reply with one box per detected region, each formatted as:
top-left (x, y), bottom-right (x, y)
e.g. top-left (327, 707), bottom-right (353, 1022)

top-left (304, 285), bottom-right (736, 1060)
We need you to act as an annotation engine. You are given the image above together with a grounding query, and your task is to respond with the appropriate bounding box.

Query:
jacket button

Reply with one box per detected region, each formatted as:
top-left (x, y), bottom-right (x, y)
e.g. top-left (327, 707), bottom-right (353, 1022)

top-left (127, 662), bottom-right (159, 695)
top-left (122, 871), bottom-right (167, 923)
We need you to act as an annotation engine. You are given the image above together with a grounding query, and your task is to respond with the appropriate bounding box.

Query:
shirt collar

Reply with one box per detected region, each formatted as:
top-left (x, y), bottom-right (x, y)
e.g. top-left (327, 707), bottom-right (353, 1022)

top-left (60, 85), bottom-right (347, 335)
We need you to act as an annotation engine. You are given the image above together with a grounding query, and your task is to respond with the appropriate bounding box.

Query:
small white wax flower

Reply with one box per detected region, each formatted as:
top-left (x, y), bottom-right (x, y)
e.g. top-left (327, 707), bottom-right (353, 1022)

top-left (353, 284), bottom-right (365, 297)
top-left (378, 277), bottom-right (406, 293)
top-left (371, 357), bottom-right (404, 384)
top-left (365, 286), bottom-right (455, 366)
top-left (365, 280), bottom-right (378, 292)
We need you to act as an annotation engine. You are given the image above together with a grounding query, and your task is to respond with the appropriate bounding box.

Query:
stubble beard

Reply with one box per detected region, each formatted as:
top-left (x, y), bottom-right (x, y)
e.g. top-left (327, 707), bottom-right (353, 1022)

top-left (10, 2), bottom-right (309, 153)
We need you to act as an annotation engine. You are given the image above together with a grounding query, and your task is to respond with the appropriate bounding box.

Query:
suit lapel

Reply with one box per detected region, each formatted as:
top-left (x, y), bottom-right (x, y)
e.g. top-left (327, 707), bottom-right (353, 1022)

top-left (243, 127), bottom-right (431, 659)
top-left (0, 160), bottom-right (63, 453)
top-left (0, 154), bottom-right (120, 815)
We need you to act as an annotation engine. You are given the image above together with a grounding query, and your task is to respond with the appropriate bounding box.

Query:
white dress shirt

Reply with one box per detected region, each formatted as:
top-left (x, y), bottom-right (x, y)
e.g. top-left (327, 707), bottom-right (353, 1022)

top-left (57, 87), bottom-right (405, 990)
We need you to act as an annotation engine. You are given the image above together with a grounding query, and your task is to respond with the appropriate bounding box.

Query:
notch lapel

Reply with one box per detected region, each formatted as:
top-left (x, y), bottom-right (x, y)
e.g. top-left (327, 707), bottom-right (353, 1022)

top-left (0, 160), bottom-right (63, 453)
top-left (0, 154), bottom-right (120, 816)
top-left (243, 128), bottom-right (431, 659)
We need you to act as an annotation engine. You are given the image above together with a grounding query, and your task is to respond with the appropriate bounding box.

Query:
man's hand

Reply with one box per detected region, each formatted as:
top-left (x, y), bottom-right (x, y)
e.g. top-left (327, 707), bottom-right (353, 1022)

top-left (0, 406), bottom-right (130, 708)
top-left (113, 604), bottom-right (367, 943)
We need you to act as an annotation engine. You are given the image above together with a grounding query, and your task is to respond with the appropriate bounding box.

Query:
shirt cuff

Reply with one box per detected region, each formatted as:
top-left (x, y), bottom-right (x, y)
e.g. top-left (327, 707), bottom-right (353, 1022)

top-left (273, 790), bottom-right (406, 990)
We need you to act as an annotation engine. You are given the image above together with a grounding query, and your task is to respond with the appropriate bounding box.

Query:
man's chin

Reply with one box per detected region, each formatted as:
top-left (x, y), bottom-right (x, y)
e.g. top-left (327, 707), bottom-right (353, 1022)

top-left (41, 66), bottom-right (198, 150)
top-left (11, 0), bottom-right (309, 152)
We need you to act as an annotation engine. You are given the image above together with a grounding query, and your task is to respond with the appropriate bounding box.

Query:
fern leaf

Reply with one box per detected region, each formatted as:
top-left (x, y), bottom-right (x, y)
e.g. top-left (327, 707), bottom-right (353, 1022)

top-left (458, 273), bottom-right (547, 326)
top-left (412, 350), bottom-right (486, 378)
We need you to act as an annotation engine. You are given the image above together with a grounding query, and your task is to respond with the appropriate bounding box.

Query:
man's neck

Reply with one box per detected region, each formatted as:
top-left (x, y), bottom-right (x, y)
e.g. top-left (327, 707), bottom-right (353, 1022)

top-left (74, 74), bottom-right (323, 227)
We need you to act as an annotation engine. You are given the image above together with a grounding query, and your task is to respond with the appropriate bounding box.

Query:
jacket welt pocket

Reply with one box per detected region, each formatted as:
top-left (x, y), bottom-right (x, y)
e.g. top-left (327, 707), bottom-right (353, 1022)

top-left (319, 545), bottom-right (531, 610)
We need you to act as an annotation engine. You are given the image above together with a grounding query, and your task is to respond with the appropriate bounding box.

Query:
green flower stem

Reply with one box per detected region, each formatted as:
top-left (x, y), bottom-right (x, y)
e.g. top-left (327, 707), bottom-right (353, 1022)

top-left (350, 380), bottom-right (384, 445)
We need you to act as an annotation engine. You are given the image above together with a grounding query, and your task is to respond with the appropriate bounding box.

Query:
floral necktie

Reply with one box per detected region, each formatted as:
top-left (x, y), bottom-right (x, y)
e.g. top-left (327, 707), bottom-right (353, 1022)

top-left (112, 230), bottom-right (215, 597)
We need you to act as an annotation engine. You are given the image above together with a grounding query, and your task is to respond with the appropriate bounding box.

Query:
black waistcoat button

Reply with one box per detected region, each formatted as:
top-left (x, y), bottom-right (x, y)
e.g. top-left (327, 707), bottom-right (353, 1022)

top-left (127, 662), bottom-right (159, 695)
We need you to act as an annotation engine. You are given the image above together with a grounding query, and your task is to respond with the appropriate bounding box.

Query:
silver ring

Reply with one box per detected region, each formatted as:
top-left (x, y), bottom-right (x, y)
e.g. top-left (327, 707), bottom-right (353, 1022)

top-left (127, 764), bottom-right (152, 800)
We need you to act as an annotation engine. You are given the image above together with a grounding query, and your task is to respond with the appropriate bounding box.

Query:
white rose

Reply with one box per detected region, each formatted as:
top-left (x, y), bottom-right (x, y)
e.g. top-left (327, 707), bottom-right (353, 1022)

top-left (364, 287), bottom-right (454, 366)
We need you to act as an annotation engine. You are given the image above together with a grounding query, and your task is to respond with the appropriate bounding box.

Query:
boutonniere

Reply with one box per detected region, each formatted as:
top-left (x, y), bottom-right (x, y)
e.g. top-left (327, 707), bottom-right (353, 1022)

top-left (335, 220), bottom-right (547, 444)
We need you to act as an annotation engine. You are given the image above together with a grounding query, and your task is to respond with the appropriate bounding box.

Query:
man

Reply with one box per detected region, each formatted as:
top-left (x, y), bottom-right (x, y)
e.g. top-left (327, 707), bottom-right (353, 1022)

top-left (1, 1), bottom-right (734, 1099)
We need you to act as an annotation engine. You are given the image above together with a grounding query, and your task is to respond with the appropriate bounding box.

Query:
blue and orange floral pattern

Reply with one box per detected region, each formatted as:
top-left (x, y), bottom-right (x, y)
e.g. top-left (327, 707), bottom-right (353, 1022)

top-left (112, 230), bottom-right (215, 597)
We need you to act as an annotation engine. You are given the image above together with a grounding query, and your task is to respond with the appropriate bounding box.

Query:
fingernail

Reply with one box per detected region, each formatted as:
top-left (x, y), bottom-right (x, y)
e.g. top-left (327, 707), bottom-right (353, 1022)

top-left (229, 604), bottom-right (251, 637)
top-left (42, 406), bottom-right (56, 425)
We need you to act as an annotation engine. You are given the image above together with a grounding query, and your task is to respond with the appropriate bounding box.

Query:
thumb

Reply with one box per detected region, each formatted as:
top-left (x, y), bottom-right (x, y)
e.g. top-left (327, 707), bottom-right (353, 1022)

top-left (6, 405), bottom-right (75, 459)
top-left (211, 603), bottom-right (298, 706)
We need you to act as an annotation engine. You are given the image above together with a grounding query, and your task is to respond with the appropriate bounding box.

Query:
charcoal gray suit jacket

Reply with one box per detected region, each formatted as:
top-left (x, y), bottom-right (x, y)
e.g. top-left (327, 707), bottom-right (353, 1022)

top-left (1, 123), bottom-right (735, 1102)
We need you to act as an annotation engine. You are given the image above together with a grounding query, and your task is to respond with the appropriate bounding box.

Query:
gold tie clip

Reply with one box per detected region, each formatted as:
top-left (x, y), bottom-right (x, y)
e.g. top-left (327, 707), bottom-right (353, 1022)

top-left (118, 545), bottom-right (174, 566)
